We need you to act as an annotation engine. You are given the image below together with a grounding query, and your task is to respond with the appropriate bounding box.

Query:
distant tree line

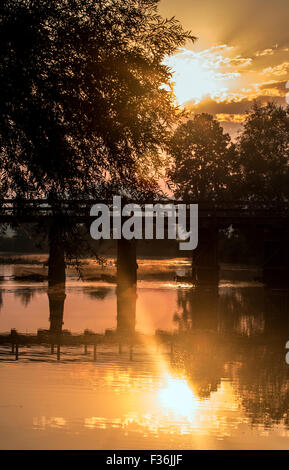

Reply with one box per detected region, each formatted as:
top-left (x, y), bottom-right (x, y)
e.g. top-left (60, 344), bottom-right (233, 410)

top-left (168, 102), bottom-right (289, 203)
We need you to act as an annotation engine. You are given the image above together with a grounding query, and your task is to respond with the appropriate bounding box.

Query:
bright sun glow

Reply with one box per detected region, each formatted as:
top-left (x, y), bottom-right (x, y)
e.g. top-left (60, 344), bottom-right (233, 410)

top-left (165, 49), bottom-right (225, 105)
top-left (158, 373), bottom-right (198, 418)
top-left (164, 46), bottom-right (250, 106)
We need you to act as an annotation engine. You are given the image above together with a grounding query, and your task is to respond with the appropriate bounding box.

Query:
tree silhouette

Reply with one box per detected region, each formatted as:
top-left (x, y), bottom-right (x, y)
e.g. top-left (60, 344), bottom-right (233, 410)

top-left (0, 0), bottom-right (194, 200)
top-left (167, 113), bottom-right (239, 201)
top-left (238, 102), bottom-right (289, 201)
top-left (0, 0), bottom-right (195, 286)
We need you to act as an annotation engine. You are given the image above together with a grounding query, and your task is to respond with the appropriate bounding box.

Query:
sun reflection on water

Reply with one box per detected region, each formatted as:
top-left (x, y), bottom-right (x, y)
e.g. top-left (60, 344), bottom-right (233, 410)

top-left (158, 373), bottom-right (198, 419)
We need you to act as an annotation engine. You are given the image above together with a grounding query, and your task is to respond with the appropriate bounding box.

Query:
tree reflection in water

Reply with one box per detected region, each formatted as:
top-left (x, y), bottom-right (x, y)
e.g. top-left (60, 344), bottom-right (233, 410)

top-left (170, 286), bottom-right (289, 427)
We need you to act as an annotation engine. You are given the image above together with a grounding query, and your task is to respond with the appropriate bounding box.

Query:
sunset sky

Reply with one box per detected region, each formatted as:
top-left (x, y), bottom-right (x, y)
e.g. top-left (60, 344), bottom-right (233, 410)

top-left (160, 0), bottom-right (289, 137)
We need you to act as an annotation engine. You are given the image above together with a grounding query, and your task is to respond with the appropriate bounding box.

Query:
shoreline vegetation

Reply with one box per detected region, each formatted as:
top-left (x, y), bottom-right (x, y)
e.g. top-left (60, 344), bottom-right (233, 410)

top-left (0, 253), bottom-right (261, 284)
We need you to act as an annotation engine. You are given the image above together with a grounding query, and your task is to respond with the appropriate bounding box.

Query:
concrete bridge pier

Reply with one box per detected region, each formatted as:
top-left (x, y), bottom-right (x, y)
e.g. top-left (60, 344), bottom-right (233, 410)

top-left (47, 217), bottom-right (66, 338)
top-left (263, 225), bottom-right (289, 287)
top-left (175, 286), bottom-right (219, 332)
top-left (264, 288), bottom-right (289, 335)
top-left (48, 288), bottom-right (66, 335)
top-left (192, 225), bottom-right (219, 285)
top-left (48, 217), bottom-right (66, 289)
top-left (116, 239), bottom-right (137, 335)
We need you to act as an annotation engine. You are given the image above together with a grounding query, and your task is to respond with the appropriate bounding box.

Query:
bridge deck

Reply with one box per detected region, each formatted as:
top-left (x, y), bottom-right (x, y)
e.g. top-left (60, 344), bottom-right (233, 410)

top-left (0, 199), bottom-right (288, 227)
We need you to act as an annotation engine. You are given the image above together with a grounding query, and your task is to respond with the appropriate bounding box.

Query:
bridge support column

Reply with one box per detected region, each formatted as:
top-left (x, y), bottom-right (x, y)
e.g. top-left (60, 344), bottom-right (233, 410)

top-left (264, 289), bottom-right (289, 335)
top-left (192, 225), bottom-right (219, 285)
top-left (175, 286), bottom-right (219, 332)
top-left (48, 218), bottom-right (66, 289)
top-left (116, 239), bottom-right (137, 335)
top-left (48, 288), bottom-right (66, 335)
top-left (263, 225), bottom-right (289, 287)
top-left (239, 226), bottom-right (264, 266)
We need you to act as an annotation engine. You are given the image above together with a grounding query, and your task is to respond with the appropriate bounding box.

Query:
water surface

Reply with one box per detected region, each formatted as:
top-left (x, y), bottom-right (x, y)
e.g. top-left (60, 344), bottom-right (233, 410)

top-left (0, 261), bottom-right (289, 450)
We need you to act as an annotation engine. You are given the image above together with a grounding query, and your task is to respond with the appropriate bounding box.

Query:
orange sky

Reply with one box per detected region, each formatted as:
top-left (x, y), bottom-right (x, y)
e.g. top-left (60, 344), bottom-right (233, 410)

top-left (159, 0), bottom-right (289, 137)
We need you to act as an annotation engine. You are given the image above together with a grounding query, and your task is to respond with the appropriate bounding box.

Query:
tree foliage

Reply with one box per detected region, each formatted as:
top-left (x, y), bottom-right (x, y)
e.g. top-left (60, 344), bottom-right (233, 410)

top-left (167, 113), bottom-right (239, 201)
top-left (238, 102), bottom-right (289, 201)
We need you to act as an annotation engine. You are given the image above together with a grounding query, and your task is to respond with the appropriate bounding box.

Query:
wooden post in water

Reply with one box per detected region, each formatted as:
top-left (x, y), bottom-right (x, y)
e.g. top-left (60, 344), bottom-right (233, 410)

top-left (93, 343), bottom-right (97, 362)
top-left (11, 329), bottom-right (18, 359)
top-left (57, 342), bottom-right (61, 361)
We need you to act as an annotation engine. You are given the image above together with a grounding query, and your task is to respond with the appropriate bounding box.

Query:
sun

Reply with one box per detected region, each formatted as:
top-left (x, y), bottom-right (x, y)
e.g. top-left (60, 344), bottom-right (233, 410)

top-left (164, 48), bottom-right (230, 106)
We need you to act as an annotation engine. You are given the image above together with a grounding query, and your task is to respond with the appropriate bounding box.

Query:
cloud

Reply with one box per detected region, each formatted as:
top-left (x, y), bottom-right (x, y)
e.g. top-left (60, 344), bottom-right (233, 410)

top-left (262, 62), bottom-right (289, 76)
top-left (214, 72), bottom-right (241, 80)
top-left (165, 45), bottom-right (252, 105)
top-left (165, 42), bottom-right (289, 136)
top-left (256, 48), bottom-right (275, 57)
top-left (215, 113), bottom-right (247, 124)
top-left (186, 93), bottom-right (286, 140)
top-left (187, 95), bottom-right (285, 119)
top-left (258, 80), bottom-right (288, 96)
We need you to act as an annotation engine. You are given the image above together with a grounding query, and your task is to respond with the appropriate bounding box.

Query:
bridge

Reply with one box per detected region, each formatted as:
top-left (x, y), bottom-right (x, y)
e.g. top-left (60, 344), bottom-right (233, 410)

top-left (0, 198), bottom-right (288, 224)
top-left (0, 198), bottom-right (289, 287)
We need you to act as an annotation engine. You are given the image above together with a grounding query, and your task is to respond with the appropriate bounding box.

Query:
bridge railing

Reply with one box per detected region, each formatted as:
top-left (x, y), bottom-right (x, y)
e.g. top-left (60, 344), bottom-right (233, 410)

top-left (0, 199), bottom-right (289, 219)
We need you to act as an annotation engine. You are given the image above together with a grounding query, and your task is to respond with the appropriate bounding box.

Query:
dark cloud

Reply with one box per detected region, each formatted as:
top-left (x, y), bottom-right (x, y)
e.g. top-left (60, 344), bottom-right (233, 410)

top-left (260, 81), bottom-right (287, 90)
top-left (187, 95), bottom-right (285, 117)
top-left (260, 80), bottom-right (288, 94)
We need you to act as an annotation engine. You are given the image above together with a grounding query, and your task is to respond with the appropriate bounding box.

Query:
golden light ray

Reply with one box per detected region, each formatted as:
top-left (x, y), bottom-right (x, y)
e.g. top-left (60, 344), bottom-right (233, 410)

top-left (164, 46), bottom-right (253, 106)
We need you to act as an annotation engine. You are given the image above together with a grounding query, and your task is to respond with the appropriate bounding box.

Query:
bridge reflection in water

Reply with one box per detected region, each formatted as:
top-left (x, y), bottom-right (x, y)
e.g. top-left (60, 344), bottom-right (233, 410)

top-left (1, 260), bottom-right (289, 448)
